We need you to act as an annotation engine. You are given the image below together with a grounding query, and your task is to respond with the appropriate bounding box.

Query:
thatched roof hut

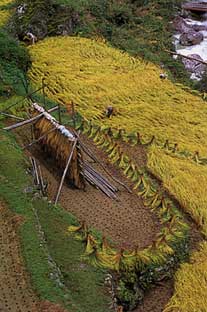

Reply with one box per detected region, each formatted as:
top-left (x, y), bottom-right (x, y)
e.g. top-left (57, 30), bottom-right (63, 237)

top-left (33, 103), bottom-right (85, 189)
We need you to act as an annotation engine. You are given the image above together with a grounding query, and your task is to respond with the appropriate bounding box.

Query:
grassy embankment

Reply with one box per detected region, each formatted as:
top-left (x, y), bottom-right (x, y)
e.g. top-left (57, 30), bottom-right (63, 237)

top-left (28, 35), bottom-right (207, 312)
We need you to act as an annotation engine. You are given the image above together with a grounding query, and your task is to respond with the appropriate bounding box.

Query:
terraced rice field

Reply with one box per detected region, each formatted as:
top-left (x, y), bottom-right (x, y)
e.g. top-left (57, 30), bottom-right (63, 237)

top-left (29, 36), bottom-right (207, 154)
top-left (28, 35), bottom-right (207, 311)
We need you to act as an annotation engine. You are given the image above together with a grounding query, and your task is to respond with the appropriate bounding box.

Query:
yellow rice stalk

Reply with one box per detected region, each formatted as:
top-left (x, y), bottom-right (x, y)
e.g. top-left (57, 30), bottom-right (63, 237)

top-left (148, 145), bottom-right (207, 237)
top-left (0, 0), bottom-right (13, 27)
top-left (68, 224), bottom-right (83, 233)
top-left (96, 250), bottom-right (123, 271)
top-left (29, 36), bottom-right (207, 156)
top-left (85, 234), bottom-right (98, 255)
top-left (164, 242), bottom-right (207, 312)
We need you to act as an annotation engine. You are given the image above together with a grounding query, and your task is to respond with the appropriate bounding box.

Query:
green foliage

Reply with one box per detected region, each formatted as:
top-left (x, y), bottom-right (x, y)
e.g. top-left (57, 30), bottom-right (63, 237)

top-left (10, 0), bottom-right (190, 83)
top-left (117, 279), bottom-right (143, 311)
top-left (36, 201), bottom-right (110, 312)
top-left (0, 29), bottom-right (30, 97)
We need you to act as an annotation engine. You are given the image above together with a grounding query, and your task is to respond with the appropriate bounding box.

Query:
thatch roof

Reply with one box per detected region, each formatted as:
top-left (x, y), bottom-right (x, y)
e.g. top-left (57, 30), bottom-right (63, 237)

top-left (33, 103), bottom-right (85, 189)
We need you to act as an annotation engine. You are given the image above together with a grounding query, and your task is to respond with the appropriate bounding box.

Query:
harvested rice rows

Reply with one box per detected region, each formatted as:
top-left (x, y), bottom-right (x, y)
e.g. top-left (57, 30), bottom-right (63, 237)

top-left (147, 146), bottom-right (207, 237)
top-left (29, 36), bottom-right (207, 155)
top-left (0, 202), bottom-right (39, 312)
top-left (93, 125), bottom-right (207, 237)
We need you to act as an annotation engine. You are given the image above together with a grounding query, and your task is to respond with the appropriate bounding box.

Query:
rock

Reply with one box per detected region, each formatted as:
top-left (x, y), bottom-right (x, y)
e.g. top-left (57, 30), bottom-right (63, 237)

top-left (23, 186), bottom-right (34, 194)
top-left (180, 30), bottom-right (204, 45)
top-left (193, 23), bottom-right (207, 32)
top-left (172, 16), bottom-right (192, 33)
top-left (182, 54), bottom-right (206, 76)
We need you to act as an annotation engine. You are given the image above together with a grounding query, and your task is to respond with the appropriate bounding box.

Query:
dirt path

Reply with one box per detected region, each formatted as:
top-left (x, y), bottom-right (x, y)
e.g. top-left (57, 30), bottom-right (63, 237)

top-left (0, 201), bottom-right (39, 312)
top-left (134, 280), bottom-right (174, 312)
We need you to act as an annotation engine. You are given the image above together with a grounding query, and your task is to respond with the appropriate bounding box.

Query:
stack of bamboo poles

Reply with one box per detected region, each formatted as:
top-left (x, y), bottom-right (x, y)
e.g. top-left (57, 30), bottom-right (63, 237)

top-left (30, 157), bottom-right (47, 196)
top-left (82, 161), bottom-right (118, 200)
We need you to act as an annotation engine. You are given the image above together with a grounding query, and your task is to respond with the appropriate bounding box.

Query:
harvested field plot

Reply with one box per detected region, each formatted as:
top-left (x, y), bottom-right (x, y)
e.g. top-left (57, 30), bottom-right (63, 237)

top-left (0, 202), bottom-right (39, 312)
top-left (29, 132), bottom-right (160, 249)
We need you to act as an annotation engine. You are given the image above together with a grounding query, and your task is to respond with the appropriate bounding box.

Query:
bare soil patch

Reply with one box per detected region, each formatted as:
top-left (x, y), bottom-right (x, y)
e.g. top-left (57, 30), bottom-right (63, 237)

top-left (0, 201), bottom-right (39, 312)
top-left (40, 301), bottom-right (69, 312)
top-left (14, 126), bottom-right (161, 250)
top-left (134, 280), bottom-right (174, 312)
top-left (34, 137), bottom-right (160, 249)
top-left (117, 139), bottom-right (148, 168)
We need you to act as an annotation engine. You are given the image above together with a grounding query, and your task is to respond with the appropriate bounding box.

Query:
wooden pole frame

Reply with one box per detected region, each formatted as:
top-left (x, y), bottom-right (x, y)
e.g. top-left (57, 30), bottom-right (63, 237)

top-left (3, 106), bottom-right (59, 131)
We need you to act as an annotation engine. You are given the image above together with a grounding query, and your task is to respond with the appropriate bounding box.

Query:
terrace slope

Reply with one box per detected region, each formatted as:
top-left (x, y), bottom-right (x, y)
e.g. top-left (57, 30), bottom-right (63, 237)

top-left (148, 146), bottom-right (207, 237)
top-left (29, 36), bottom-right (207, 154)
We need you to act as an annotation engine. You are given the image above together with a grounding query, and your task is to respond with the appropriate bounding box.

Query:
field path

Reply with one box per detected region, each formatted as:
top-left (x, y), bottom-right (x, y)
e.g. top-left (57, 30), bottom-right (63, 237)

top-left (0, 201), bottom-right (39, 312)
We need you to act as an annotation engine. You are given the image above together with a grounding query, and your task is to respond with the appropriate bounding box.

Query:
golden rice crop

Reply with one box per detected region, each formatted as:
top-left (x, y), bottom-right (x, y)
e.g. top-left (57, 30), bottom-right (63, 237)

top-left (164, 242), bottom-right (207, 312)
top-left (29, 36), bottom-right (207, 155)
top-left (147, 145), bottom-right (207, 237)
top-left (0, 0), bottom-right (13, 27)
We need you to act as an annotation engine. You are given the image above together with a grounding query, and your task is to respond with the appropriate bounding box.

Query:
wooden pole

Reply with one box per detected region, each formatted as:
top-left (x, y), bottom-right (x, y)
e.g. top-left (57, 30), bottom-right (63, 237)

top-left (42, 78), bottom-right (46, 109)
top-left (54, 139), bottom-right (78, 205)
top-left (79, 139), bottom-right (132, 193)
top-left (165, 49), bottom-right (207, 66)
top-left (58, 103), bottom-right (62, 124)
top-left (3, 106), bottom-right (58, 131)
top-left (0, 112), bottom-right (25, 121)
top-left (38, 164), bottom-right (46, 196)
top-left (22, 127), bottom-right (56, 150)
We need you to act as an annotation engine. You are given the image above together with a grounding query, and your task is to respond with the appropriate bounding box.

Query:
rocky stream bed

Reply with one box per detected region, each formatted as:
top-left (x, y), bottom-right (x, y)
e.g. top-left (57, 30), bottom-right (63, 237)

top-left (173, 0), bottom-right (207, 80)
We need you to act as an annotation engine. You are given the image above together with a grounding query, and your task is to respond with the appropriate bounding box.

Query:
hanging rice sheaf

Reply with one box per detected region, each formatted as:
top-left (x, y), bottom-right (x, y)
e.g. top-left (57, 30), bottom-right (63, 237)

top-left (33, 103), bottom-right (85, 189)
